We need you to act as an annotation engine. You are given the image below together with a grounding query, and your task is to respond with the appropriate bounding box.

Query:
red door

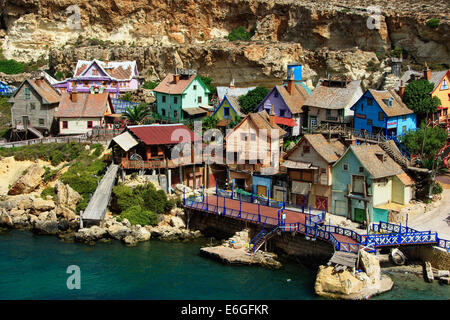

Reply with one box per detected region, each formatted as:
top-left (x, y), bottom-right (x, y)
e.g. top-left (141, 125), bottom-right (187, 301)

top-left (315, 196), bottom-right (327, 211)
top-left (296, 194), bottom-right (308, 207)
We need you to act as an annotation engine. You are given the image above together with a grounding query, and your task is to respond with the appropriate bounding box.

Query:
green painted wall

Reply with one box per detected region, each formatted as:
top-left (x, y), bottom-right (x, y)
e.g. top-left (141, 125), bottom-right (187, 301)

top-left (213, 97), bottom-right (239, 122)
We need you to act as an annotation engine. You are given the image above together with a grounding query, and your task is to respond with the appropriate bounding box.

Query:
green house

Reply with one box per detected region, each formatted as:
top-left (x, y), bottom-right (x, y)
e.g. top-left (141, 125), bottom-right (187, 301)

top-left (212, 95), bottom-right (243, 127)
top-left (331, 144), bottom-right (413, 224)
top-left (153, 71), bottom-right (210, 122)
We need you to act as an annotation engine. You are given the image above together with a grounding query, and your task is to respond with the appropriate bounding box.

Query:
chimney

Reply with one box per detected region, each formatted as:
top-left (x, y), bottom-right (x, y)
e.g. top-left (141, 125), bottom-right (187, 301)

top-left (35, 77), bottom-right (42, 87)
top-left (423, 62), bottom-right (431, 81)
top-left (398, 80), bottom-right (406, 98)
top-left (269, 105), bottom-right (275, 126)
top-left (71, 81), bottom-right (78, 102)
top-left (287, 69), bottom-right (295, 95)
top-left (229, 78), bottom-right (235, 89)
top-left (173, 73), bottom-right (180, 84)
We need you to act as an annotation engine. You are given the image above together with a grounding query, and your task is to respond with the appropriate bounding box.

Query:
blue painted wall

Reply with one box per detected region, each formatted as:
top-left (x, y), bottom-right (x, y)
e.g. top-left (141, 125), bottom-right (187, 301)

top-left (352, 91), bottom-right (417, 135)
top-left (287, 64), bottom-right (302, 82)
top-left (252, 175), bottom-right (272, 197)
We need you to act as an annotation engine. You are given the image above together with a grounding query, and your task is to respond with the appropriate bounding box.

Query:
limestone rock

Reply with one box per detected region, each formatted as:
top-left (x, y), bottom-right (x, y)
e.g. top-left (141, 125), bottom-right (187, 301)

top-left (107, 224), bottom-right (131, 240)
top-left (360, 250), bottom-right (381, 283)
top-left (8, 164), bottom-right (45, 195)
top-left (124, 235), bottom-right (137, 246)
top-left (169, 216), bottom-right (186, 229)
top-left (56, 205), bottom-right (78, 221)
top-left (0, 212), bottom-right (13, 227)
top-left (75, 226), bottom-right (107, 242)
top-left (132, 226), bottom-right (151, 242)
top-left (32, 198), bottom-right (56, 212)
top-left (54, 181), bottom-right (82, 210)
top-left (34, 220), bottom-right (59, 235)
top-left (315, 266), bottom-right (364, 296)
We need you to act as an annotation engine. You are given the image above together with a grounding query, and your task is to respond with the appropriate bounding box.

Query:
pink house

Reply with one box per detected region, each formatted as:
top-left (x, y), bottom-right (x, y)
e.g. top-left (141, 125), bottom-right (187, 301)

top-left (53, 59), bottom-right (143, 98)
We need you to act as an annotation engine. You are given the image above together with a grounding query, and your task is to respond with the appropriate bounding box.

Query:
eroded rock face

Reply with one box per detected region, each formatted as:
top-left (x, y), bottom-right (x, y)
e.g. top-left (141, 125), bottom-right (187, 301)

top-left (54, 182), bottom-right (82, 210)
top-left (8, 164), bottom-right (45, 195)
top-left (75, 226), bottom-right (108, 242)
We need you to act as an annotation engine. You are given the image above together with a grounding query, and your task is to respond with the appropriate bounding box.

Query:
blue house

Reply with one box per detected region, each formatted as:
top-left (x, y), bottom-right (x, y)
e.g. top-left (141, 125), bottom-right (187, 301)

top-left (351, 89), bottom-right (417, 137)
top-left (254, 64), bottom-right (311, 136)
top-left (0, 81), bottom-right (15, 96)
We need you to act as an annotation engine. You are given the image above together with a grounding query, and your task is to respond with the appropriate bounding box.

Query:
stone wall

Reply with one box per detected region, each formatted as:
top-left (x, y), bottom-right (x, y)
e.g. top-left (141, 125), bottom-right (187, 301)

top-left (402, 246), bottom-right (450, 270)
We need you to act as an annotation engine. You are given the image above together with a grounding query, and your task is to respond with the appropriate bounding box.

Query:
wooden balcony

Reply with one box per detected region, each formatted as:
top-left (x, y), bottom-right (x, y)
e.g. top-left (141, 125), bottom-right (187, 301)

top-left (120, 157), bottom-right (201, 170)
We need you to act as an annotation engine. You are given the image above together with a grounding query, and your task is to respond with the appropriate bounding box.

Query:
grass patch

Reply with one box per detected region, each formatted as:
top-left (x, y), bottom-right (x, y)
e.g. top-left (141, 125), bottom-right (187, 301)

top-left (41, 187), bottom-right (56, 200)
top-left (426, 18), bottom-right (440, 29)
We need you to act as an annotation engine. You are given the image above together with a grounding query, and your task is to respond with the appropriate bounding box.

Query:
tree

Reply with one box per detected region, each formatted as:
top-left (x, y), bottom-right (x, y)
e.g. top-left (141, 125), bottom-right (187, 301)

top-left (124, 103), bottom-right (151, 125)
top-left (238, 87), bottom-right (270, 115)
top-left (403, 79), bottom-right (441, 123)
top-left (200, 76), bottom-right (217, 97)
top-left (202, 115), bottom-right (219, 132)
top-left (142, 81), bottom-right (159, 90)
top-left (401, 124), bottom-right (448, 161)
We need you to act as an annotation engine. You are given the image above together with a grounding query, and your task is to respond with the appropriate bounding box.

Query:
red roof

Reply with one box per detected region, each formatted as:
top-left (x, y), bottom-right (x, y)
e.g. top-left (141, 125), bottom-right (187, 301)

top-left (56, 92), bottom-right (112, 118)
top-left (153, 73), bottom-right (196, 94)
top-left (128, 124), bottom-right (201, 145)
top-left (274, 116), bottom-right (298, 127)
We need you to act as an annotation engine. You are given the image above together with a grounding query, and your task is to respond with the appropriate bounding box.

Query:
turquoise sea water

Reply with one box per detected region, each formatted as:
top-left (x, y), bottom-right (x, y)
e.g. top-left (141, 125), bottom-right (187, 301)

top-left (0, 230), bottom-right (448, 300)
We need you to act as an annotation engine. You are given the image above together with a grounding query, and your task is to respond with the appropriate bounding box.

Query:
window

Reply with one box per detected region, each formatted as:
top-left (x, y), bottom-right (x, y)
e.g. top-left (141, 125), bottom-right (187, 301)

top-left (250, 133), bottom-right (256, 141)
top-left (162, 96), bottom-right (166, 103)
top-left (441, 79), bottom-right (448, 90)
top-left (162, 109), bottom-right (166, 116)
top-left (62, 121), bottom-right (68, 129)
top-left (30, 103), bottom-right (36, 110)
top-left (24, 87), bottom-right (30, 100)
top-left (224, 107), bottom-right (230, 117)
top-left (326, 109), bottom-right (331, 117)
top-left (87, 121), bottom-right (93, 129)
top-left (241, 133), bottom-right (248, 141)
top-left (402, 125), bottom-right (406, 133)
top-left (367, 98), bottom-right (373, 106)
top-left (299, 170), bottom-right (313, 182)
top-left (174, 110), bottom-right (178, 118)
top-left (280, 109), bottom-right (285, 117)
top-left (343, 163), bottom-right (348, 171)
top-left (274, 91), bottom-right (279, 98)
top-left (402, 115), bottom-right (406, 121)
top-left (102, 81), bottom-right (107, 86)
top-left (378, 112), bottom-right (384, 121)
top-left (361, 104), bottom-right (364, 112)
top-left (303, 146), bottom-right (310, 153)
top-left (198, 96), bottom-right (202, 104)
top-left (352, 175), bottom-right (365, 194)
top-left (367, 119), bottom-right (373, 125)
top-left (193, 85), bottom-right (197, 90)
top-left (448, 93), bottom-right (450, 101)
top-left (83, 81), bottom-right (89, 87)
top-left (359, 166), bottom-right (364, 173)
top-left (444, 108), bottom-right (448, 116)
top-left (174, 97), bottom-right (178, 104)
top-left (92, 69), bottom-right (98, 76)
top-left (39, 118), bottom-right (44, 126)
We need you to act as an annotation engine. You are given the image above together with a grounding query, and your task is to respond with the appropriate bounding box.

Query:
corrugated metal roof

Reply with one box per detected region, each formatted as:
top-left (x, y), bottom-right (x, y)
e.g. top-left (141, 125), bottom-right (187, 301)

top-left (429, 70), bottom-right (449, 91)
top-left (183, 107), bottom-right (209, 116)
top-left (282, 160), bottom-right (318, 169)
top-left (217, 86), bottom-right (256, 100)
top-left (128, 124), bottom-right (201, 145)
top-left (112, 131), bottom-right (139, 152)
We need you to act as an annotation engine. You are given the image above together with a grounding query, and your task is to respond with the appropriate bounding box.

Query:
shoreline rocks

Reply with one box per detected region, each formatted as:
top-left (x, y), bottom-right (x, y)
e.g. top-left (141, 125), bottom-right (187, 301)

top-left (199, 229), bottom-right (282, 269)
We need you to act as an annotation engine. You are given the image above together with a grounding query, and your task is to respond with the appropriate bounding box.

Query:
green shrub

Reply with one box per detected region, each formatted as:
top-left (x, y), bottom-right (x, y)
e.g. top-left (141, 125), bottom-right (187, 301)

top-left (141, 184), bottom-right (168, 214)
top-left (426, 18), bottom-right (440, 29)
top-left (0, 59), bottom-right (25, 74)
top-left (227, 26), bottom-right (255, 41)
top-left (112, 184), bottom-right (144, 211)
top-left (41, 187), bottom-right (56, 200)
top-left (43, 166), bottom-right (58, 182)
top-left (432, 182), bottom-right (443, 195)
top-left (142, 81), bottom-right (159, 90)
top-left (92, 143), bottom-right (104, 157)
top-left (120, 205), bottom-right (157, 226)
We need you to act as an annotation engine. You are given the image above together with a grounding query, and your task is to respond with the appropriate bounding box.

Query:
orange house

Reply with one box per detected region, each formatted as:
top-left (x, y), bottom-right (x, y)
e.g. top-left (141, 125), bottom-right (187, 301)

top-left (423, 66), bottom-right (450, 125)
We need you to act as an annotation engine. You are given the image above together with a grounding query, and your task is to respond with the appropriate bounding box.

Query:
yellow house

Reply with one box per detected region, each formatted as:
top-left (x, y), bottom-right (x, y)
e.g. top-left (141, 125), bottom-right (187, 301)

top-left (212, 95), bottom-right (243, 127)
top-left (392, 173), bottom-right (414, 205)
top-left (425, 67), bottom-right (449, 124)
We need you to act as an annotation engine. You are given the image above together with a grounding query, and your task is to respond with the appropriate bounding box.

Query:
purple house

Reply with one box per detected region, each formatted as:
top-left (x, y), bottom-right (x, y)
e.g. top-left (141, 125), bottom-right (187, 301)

top-left (255, 68), bottom-right (311, 136)
top-left (53, 59), bottom-right (143, 98)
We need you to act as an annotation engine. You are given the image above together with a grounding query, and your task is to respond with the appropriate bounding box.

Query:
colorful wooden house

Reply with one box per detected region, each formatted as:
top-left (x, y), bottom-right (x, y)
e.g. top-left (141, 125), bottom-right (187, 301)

top-left (212, 95), bottom-right (243, 127)
top-left (351, 89), bottom-right (417, 137)
top-left (108, 124), bottom-right (219, 189)
top-left (424, 66), bottom-right (449, 125)
top-left (55, 91), bottom-right (115, 135)
top-left (53, 59), bottom-right (142, 98)
top-left (225, 111), bottom-right (286, 195)
top-left (254, 64), bottom-right (311, 136)
top-left (282, 134), bottom-right (345, 210)
top-left (331, 144), bottom-right (414, 224)
top-left (303, 77), bottom-right (363, 128)
top-left (153, 69), bottom-right (211, 122)
top-left (9, 76), bottom-right (61, 137)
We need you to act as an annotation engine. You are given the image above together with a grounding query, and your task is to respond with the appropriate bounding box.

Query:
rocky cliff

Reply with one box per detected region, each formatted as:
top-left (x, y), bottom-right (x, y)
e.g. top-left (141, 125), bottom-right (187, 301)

top-left (0, 0), bottom-right (448, 86)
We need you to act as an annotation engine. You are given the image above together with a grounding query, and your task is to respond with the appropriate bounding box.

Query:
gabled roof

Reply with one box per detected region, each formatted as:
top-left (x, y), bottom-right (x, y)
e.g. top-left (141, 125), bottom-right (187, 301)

top-left (127, 124), bottom-right (201, 145)
top-left (110, 131), bottom-right (139, 152)
top-left (225, 111), bottom-right (286, 139)
top-left (153, 73), bottom-right (209, 95)
top-left (260, 82), bottom-right (310, 115)
top-left (73, 59), bottom-right (138, 81)
top-left (285, 134), bottom-right (344, 163)
top-left (56, 92), bottom-right (113, 118)
top-left (396, 172), bottom-right (415, 186)
top-left (429, 70), bottom-right (449, 92)
top-left (304, 79), bottom-right (362, 110)
top-left (368, 89), bottom-right (414, 117)
top-left (212, 95), bottom-right (243, 117)
top-left (11, 78), bottom-right (61, 104)
top-left (334, 144), bottom-right (404, 179)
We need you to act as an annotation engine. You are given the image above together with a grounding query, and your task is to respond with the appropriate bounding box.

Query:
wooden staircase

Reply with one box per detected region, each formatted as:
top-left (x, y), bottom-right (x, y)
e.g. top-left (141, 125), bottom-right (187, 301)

top-left (251, 226), bottom-right (279, 254)
top-left (380, 140), bottom-right (410, 169)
